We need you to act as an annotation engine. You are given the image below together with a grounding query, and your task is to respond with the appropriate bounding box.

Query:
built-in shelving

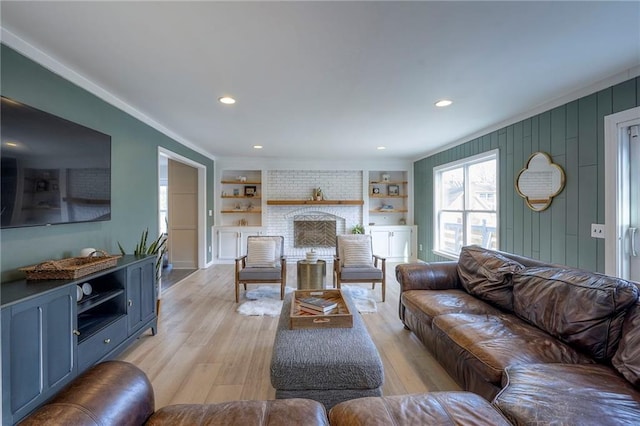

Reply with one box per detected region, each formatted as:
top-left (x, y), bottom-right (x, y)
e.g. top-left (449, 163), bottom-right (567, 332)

top-left (368, 171), bottom-right (408, 226)
top-left (219, 170), bottom-right (262, 226)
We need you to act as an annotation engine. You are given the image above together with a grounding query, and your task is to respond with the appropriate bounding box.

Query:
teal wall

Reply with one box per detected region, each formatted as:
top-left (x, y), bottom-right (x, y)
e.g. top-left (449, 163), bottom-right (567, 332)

top-left (415, 77), bottom-right (639, 272)
top-left (0, 45), bottom-right (215, 282)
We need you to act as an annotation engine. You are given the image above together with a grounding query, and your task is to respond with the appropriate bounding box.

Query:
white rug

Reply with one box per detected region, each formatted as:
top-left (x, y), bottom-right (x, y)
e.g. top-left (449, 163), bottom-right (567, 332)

top-left (237, 285), bottom-right (377, 316)
top-left (237, 286), bottom-right (294, 317)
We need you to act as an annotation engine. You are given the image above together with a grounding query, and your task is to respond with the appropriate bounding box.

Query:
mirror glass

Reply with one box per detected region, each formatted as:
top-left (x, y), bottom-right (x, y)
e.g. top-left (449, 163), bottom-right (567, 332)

top-left (516, 152), bottom-right (565, 211)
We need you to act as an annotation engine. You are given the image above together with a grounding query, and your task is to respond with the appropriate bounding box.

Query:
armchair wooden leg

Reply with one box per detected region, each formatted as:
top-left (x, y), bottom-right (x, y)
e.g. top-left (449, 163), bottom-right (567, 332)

top-left (382, 281), bottom-right (386, 302)
top-left (235, 282), bottom-right (240, 303)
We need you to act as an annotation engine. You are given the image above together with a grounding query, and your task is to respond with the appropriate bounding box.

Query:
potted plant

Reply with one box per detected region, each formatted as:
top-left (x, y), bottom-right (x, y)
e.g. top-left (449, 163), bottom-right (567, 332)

top-left (118, 228), bottom-right (167, 311)
top-left (352, 224), bottom-right (365, 234)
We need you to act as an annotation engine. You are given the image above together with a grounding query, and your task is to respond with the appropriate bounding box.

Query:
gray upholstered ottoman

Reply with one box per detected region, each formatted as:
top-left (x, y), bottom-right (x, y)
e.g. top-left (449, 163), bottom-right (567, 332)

top-left (270, 293), bottom-right (384, 410)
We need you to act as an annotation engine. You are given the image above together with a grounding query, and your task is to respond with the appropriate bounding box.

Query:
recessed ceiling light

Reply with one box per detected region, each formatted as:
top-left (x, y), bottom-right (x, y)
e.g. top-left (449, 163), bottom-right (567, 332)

top-left (218, 96), bottom-right (236, 105)
top-left (5, 141), bottom-right (18, 147)
top-left (377, 146), bottom-right (386, 150)
top-left (435, 99), bottom-right (453, 107)
top-left (253, 145), bottom-right (263, 149)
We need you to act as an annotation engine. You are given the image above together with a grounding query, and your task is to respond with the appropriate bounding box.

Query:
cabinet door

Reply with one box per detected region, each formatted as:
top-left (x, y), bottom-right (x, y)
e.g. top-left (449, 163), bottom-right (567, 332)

top-left (370, 230), bottom-right (390, 257)
top-left (389, 229), bottom-right (412, 259)
top-left (126, 259), bottom-right (156, 335)
top-left (217, 229), bottom-right (240, 259)
top-left (2, 285), bottom-right (75, 425)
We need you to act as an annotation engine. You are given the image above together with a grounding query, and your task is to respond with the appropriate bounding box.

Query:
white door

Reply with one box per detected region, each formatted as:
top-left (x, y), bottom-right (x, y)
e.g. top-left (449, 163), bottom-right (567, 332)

top-left (629, 125), bottom-right (640, 281)
top-left (605, 107), bottom-right (640, 281)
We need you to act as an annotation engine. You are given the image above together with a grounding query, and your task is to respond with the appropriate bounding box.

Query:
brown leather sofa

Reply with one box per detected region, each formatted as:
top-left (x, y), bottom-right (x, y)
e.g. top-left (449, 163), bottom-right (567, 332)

top-left (396, 245), bottom-right (640, 425)
top-left (19, 360), bottom-right (511, 425)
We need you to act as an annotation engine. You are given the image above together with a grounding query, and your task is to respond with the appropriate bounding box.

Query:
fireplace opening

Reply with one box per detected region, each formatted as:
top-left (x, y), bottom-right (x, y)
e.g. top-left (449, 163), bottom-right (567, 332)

top-left (294, 216), bottom-right (337, 248)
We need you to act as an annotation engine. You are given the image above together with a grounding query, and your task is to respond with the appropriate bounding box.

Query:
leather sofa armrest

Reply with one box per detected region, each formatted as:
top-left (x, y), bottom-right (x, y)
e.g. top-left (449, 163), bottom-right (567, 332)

top-left (395, 261), bottom-right (462, 292)
top-left (19, 361), bottom-right (154, 426)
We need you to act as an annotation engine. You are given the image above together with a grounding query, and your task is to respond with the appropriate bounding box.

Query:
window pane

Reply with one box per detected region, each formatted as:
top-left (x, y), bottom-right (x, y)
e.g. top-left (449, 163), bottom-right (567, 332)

top-left (466, 212), bottom-right (497, 249)
top-left (468, 159), bottom-right (497, 210)
top-left (440, 167), bottom-right (464, 210)
top-left (439, 211), bottom-right (463, 254)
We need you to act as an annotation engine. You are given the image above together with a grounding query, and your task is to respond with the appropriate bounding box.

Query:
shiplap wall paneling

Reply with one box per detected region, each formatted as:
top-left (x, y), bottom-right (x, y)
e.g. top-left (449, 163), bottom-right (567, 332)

top-left (414, 76), bottom-right (639, 272)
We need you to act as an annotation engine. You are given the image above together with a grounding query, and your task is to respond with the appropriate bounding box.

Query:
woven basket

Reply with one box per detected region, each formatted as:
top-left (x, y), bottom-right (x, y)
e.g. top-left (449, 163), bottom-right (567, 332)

top-left (20, 250), bottom-right (121, 280)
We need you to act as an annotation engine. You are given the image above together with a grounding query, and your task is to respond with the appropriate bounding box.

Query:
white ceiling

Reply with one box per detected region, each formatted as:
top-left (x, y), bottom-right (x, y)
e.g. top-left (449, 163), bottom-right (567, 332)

top-left (1, 1), bottom-right (639, 161)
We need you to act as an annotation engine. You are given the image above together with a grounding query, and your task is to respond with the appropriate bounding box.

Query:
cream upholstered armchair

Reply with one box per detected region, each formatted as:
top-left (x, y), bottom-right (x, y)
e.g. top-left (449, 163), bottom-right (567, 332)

top-left (235, 236), bottom-right (287, 303)
top-left (333, 234), bottom-right (386, 302)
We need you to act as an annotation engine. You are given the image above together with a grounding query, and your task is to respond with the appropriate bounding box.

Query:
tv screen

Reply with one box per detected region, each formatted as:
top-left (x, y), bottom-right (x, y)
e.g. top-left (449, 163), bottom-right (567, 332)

top-left (1, 96), bottom-right (112, 228)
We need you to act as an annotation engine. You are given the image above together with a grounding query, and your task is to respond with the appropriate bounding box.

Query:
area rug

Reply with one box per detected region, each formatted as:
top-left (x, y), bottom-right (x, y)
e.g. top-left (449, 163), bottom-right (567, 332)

top-left (237, 286), bottom-right (295, 317)
top-left (237, 285), bottom-right (377, 316)
top-left (341, 285), bottom-right (378, 313)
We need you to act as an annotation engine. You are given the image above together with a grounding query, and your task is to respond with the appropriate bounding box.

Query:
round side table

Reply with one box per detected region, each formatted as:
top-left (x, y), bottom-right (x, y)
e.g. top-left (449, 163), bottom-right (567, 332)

top-left (296, 260), bottom-right (326, 290)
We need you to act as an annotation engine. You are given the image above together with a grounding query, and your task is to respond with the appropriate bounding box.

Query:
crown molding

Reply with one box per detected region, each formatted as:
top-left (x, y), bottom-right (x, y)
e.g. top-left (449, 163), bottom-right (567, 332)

top-left (1, 27), bottom-right (216, 161)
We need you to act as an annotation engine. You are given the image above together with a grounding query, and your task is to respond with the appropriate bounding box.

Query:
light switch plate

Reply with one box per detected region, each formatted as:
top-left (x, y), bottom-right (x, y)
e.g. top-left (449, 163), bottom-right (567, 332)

top-left (591, 223), bottom-right (605, 239)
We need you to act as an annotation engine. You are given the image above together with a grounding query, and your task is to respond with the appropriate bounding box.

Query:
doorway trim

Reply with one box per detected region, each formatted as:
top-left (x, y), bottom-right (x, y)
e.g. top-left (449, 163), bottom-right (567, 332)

top-left (604, 106), bottom-right (640, 278)
top-left (158, 147), bottom-right (207, 269)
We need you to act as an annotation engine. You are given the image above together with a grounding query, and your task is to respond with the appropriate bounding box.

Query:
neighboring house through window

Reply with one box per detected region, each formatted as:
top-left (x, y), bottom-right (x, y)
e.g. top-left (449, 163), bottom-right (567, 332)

top-left (433, 150), bottom-right (499, 258)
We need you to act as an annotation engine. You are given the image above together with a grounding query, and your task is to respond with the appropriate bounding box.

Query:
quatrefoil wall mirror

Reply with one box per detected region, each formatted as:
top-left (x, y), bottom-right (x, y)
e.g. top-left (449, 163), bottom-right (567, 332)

top-left (515, 152), bottom-right (566, 212)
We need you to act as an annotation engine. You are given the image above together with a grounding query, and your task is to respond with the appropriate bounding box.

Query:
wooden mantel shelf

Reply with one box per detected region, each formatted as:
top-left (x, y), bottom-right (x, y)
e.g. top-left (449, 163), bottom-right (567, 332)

top-left (267, 200), bottom-right (364, 206)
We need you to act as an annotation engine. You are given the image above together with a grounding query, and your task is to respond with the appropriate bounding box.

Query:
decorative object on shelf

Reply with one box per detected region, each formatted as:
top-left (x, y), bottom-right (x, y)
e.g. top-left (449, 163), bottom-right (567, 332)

top-left (237, 176), bottom-right (247, 182)
top-left (372, 187), bottom-right (380, 195)
top-left (305, 249), bottom-right (318, 263)
top-left (244, 185), bottom-right (257, 197)
top-left (246, 202), bottom-right (254, 211)
top-left (234, 203), bottom-right (242, 210)
top-left (76, 285), bottom-right (84, 302)
top-left (313, 187), bottom-right (324, 201)
top-left (221, 191), bottom-right (227, 196)
top-left (238, 218), bottom-right (248, 226)
top-left (82, 282), bottom-right (93, 296)
top-left (20, 250), bottom-right (121, 280)
top-left (381, 173), bottom-right (390, 182)
top-left (379, 203), bottom-right (394, 212)
top-left (80, 247), bottom-right (97, 257)
top-left (515, 151), bottom-right (566, 212)
top-left (352, 224), bottom-right (365, 234)
top-left (388, 185), bottom-right (399, 196)
top-left (233, 188), bottom-right (240, 196)
top-left (399, 218), bottom-right (407, 225)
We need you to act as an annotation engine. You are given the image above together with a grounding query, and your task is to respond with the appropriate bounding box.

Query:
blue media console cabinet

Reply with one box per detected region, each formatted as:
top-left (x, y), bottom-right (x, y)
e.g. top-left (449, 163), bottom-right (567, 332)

top-left (1, 255), bottom-right (157, 425)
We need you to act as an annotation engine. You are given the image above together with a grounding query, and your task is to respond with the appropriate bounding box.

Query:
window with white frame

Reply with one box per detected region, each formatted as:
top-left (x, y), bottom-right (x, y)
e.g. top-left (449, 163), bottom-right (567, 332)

top-left (434, 150), bottom-right (499, 257)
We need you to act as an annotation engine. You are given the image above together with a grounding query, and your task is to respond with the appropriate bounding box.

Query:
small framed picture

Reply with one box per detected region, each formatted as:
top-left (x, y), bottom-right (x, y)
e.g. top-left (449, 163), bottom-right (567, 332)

top-left (233, 188), bottom-right (240, 196)
top-left (388, 185), bottom-right (400, 196)
top-left (244, 185), bottom-right (257, 197)
top-left (372, 187), bottom-right (380, 195)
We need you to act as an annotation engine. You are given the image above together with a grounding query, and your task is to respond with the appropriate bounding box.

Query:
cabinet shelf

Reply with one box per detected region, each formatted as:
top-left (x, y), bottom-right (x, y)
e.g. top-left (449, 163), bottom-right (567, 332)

top-left (221, 195), bottom-right (261, 199)
top-left (77, 313), bottom-right (125, 342)
top-left (221, 180), bottom-right (261, 185)
top-left (370, 209), bottom-right (408, 213)
top-left (221, 210), bottom-right (262, 214)
top-left (77, 289), bottom-right (124, 314)
top-left (369, 181), bottom-right (408, 185)
top-left (370, 195), bottom-right (408, 199)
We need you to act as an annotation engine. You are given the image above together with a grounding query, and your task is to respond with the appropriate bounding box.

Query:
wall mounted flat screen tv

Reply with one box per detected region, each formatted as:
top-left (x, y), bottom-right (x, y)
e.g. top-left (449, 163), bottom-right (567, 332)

top-left (1, 96), bottom-right (112, 228)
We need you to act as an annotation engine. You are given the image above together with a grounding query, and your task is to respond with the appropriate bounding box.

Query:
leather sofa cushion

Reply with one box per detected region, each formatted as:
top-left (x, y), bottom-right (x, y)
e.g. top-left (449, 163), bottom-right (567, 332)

top-left (613, 290), bottom-right (640, 386)
top-left (513, 267), bottom-right (639, 360)
top-left (402, 289), bottom-right (502, 327)
top-left (457, 245), bottom-right (524, 311)
top-left (432, 313), bottom-right (594, 385)
top-left (147, 399), bottom-right (329, 426)
top-left (493, 363), bottom-right (640, 426)
top-left (329, 392), bottom-right (511, 426)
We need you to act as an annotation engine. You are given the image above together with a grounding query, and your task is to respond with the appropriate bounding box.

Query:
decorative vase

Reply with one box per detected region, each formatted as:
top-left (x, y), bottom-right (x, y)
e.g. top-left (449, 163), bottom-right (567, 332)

top-left (306, 250), bottom-right (318, 263)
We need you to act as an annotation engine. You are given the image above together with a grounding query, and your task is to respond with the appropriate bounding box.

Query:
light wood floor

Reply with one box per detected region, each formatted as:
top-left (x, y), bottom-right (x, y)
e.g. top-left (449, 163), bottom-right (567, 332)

top-left (118, 262), bottom-right (460, 408)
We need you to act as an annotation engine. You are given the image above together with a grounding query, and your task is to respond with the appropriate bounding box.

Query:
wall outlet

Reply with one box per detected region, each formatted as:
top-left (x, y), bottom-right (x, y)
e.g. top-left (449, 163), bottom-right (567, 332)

top-left (419, 244), bottom-right (423, 251)
top-left (591, 224), bottom-right (606, 239)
